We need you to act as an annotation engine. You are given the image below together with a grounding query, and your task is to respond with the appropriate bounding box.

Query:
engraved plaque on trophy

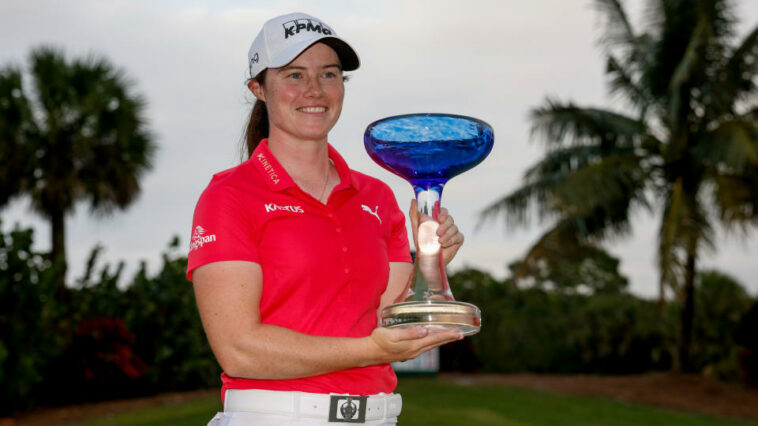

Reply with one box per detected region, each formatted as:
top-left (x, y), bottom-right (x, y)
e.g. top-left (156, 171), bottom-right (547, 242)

top-left (365, 113), bottom-right (494, 336)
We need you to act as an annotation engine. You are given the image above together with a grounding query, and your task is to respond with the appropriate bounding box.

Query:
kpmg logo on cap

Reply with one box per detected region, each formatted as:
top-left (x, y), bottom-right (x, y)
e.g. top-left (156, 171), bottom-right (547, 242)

top-left (282, 18), bottom-right (333, 39)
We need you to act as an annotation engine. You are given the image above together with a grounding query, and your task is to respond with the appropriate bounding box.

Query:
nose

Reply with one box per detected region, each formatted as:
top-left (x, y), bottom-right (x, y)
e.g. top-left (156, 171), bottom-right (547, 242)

top-left (304, 76), bottom-right (324, 98)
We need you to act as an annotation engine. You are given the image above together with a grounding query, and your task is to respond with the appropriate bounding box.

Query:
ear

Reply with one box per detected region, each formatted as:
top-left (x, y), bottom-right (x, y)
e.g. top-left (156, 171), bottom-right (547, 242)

top-left (248, 79), bottom-right (266, 102)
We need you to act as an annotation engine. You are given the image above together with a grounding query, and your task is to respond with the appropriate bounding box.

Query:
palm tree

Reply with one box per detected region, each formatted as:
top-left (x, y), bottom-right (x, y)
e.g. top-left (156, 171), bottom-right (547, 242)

top-left (0, 46), bottom-right (155, 292)
top-left (479, 0), bottom-right (758, 371)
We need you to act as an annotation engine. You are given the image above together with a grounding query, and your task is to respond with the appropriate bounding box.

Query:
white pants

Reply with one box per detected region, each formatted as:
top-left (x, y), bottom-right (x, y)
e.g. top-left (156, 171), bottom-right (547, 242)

top-left (207, 411), bottom-right (398, 425)
top-left (207, 389), bottom-right (401, 426)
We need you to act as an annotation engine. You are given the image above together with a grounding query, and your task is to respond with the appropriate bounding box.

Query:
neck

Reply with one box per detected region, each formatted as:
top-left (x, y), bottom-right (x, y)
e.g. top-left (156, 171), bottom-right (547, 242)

top-left (266, 133), bottom-right (335, 202)
top-left (267, 133), bottom-right (330, 180)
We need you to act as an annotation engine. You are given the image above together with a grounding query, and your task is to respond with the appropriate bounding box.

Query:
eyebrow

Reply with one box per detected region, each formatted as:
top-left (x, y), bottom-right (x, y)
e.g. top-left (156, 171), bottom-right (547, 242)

top-left (277, 63), bottom-right (343, 73)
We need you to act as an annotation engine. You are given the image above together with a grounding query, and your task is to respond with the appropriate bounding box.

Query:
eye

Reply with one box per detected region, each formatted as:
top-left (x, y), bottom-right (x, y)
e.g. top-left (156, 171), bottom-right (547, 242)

top-left (322, 71), bottom-right (339, 79)
top-left (287, 72), bottom-right (303, 80)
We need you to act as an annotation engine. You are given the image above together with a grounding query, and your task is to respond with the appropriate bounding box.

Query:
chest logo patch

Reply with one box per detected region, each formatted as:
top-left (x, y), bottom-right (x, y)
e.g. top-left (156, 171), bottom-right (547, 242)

top-left (265, 203), bottom-right (304, 214)
top-left (361, 204), bottom-right (382, 224)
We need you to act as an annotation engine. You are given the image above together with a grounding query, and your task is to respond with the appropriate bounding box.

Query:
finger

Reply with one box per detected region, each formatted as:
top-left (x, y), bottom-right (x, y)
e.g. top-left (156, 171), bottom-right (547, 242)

top-left (389, 326), bottom-right (428, 342)
top-left (415, 333), bottom-right (464, 353)
top-left (436, 214), bottom-right (454, 236)
top-left (436, 215), bottom-right (452, 232)
top-left (436, 207), bottom-right (449, 222)
top-left (439, 226), bottom-right (463, 246)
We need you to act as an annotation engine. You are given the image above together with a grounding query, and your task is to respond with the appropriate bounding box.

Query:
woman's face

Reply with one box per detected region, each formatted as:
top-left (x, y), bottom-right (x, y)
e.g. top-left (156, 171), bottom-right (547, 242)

top-left (251, 43), bottom-right (345, 143)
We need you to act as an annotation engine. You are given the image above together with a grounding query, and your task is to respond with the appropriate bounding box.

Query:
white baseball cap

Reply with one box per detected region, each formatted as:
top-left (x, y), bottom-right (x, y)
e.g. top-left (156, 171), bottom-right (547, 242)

top-left (247, 12), bottom-right (360, 79)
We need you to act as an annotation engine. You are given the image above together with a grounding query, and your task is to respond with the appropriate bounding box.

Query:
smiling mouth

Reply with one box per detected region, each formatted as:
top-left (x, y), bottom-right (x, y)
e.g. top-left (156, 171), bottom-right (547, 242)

top-left (298, 106), bottom-right (327, 113)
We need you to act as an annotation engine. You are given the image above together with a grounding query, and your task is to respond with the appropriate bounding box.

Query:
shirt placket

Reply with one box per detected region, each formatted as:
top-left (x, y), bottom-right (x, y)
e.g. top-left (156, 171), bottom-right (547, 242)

top-left (325, 206), bottom-right (352, 281)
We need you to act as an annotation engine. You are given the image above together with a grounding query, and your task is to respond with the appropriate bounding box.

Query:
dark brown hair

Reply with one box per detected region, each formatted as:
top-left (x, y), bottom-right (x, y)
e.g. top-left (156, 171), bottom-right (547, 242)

top-left (243, 71), bottom-right (268, 159)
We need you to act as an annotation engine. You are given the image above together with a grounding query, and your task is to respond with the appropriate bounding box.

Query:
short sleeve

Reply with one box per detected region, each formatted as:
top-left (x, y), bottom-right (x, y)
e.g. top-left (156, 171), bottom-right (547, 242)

top-left (385, 187), bottom-right (412, 263)
top-left (186, 183), bottom-right (259, 281)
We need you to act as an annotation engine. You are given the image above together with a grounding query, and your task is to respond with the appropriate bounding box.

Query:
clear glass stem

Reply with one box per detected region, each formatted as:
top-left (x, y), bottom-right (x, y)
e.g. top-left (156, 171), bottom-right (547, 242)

top-left (408, 185), bottom-right (454, 302)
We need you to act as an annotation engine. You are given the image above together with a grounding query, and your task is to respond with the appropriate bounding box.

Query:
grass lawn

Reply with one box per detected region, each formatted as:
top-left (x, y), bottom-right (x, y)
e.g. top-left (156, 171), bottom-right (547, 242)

top-left (75, 377), bottom-right (756, 426)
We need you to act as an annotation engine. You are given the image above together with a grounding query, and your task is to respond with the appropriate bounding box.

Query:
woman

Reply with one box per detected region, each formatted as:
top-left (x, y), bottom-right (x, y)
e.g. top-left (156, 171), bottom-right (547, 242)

top-left (188, 12), bottom-right (465, 425)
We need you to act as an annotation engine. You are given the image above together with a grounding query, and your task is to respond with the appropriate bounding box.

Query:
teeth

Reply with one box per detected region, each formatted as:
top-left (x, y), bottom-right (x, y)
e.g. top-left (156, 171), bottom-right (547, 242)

top-left (299, 107), bottom-right (326, 113)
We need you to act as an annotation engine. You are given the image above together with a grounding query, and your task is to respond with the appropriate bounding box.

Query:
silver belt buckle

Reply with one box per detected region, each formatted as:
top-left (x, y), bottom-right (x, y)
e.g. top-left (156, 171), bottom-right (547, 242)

top-left (328, 394), bottom-right (368, 423)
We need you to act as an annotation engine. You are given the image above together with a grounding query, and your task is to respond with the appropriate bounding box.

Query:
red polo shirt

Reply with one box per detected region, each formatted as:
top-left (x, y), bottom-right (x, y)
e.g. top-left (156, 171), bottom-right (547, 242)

top-left (187, 139), bottom-right (412, 396)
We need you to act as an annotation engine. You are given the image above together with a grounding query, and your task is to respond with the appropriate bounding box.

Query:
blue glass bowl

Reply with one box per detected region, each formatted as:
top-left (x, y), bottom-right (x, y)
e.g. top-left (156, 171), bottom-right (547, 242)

top-left (364, 113), bottom-right (494, 191)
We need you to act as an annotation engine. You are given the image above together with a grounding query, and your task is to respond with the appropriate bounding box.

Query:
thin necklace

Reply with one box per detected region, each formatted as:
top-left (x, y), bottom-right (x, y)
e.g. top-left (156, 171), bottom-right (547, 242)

top-left (317, 159), bottom-right (333, 203)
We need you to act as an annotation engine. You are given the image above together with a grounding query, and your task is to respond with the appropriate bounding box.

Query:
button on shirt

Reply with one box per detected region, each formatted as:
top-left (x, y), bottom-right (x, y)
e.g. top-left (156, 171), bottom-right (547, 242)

top-left (187, 139), bottom-right (412, 396)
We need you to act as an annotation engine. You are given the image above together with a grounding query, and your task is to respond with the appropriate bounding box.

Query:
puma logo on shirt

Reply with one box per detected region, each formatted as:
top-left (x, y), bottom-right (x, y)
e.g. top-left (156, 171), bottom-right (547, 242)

top-left (361, 204), bottom-right (382, 224)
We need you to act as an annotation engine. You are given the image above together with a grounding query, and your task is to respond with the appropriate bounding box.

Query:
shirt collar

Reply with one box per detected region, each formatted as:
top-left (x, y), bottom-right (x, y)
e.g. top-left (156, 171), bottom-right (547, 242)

top-left (250, 138), bottom-right (355, 192)
top-left (250, 139), bottom-right (296, 191)
top-left (327, 143), bottom-right (354, 192)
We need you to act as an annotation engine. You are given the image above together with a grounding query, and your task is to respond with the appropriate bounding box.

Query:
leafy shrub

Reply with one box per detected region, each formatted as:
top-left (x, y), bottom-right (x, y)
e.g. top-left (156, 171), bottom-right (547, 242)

top-left (0, 224), bottom-right (64, 413)
top-left (0, 226), bottom-right (219, 414)
top-left (445, 267), bottom-right (749, 376)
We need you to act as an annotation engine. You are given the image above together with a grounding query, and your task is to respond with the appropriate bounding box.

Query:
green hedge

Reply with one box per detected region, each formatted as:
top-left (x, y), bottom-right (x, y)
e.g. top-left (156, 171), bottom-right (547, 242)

top-left (0, 225), bottom-right (220, 414)
top-left (443, 267), bottom-right (754, 378)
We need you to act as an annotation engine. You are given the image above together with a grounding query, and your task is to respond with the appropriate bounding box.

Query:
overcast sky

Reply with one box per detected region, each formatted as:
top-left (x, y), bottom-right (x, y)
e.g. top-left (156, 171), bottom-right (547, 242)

top-left (1, 0), bottom-right (757, 298)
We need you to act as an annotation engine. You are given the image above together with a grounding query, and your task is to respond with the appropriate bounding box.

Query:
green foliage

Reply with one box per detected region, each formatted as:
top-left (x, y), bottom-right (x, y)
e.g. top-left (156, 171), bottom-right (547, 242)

top-left (445, 266), bottom-right (751, 378)
top-left (0, 222), bottom-right (65, 411)
top-left (122, 237), bottom-right (219, 392)
top-left (0, 225), bottom-right (219, 414)
top-left (692, 270), bottom-right (753, 379)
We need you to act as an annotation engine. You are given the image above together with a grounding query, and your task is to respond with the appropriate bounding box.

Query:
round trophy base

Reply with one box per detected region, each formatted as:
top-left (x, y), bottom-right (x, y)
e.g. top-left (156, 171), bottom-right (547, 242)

top-left (381, 301), bottom-right (481, 336)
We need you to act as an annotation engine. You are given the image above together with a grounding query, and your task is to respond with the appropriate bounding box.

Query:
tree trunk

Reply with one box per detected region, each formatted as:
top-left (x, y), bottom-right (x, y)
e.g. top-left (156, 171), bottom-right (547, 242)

top-left (678, 251), bottom-right (696, 372)
top-left (50, 209), bottom-right (67, 296)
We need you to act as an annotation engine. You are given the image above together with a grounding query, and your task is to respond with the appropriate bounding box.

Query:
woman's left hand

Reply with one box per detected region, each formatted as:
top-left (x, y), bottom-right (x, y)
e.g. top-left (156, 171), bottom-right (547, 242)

top-left (409, 199), bottom-right (464, 266)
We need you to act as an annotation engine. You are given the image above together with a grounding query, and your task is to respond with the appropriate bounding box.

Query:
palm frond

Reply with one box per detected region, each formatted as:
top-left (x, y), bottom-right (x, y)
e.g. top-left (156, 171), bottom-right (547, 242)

top-left (530, 99), bottom-right (649, 149)
top-left (594, 0), bottom-right (637, 50)
top-left (479, 147), bottom-right (650, 241)
top-left (478, 144), bottom-right (621, 229)
top-left (706, 25), bottom-right (758, 117)
top-left (523, 143), bottom-right (627, 179)
top-left (477, 176), bottom-right (557, 231)
top-left (553, 154), bottom-right (650, 216)
top-left (712, 172), bottom-right (758, 228)
top-left (668, 17), bottom-right (710, 131)
top-left (697, 118), bottom-right (758, 173)
top-left (481, 100), bottom-right (657, 232)
top-left (606, 54), bottom-right (653, 115)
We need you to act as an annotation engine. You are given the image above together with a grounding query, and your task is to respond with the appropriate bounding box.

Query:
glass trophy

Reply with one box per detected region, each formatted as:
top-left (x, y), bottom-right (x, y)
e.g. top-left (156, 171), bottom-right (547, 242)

top-left (364, 113), bottom-right (494, 336)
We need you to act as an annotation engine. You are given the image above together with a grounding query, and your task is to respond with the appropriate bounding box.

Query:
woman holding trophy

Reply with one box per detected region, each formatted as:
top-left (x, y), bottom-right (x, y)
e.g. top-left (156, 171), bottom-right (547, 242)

top-left (187, 12), bottom-right (465, 425)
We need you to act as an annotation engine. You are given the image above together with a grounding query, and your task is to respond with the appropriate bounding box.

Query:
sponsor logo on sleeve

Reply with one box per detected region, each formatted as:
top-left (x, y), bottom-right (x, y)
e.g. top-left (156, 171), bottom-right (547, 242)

top-left (189, 225), bottom-right (217, 252)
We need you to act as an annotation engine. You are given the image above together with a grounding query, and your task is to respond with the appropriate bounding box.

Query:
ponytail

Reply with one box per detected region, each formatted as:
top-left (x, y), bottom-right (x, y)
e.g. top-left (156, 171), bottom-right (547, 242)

top-left (243, 73), bottom-right (268, 159)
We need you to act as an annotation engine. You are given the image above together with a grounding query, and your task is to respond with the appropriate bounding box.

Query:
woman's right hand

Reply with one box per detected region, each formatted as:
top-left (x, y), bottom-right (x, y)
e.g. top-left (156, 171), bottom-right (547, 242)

top-left (367, 326), bottom-right (462, 363)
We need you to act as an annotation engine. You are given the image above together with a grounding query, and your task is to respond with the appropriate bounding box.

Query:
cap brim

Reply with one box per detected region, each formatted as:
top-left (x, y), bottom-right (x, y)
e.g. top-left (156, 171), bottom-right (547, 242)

top-left (269, 36), bottom-right (360, 72)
